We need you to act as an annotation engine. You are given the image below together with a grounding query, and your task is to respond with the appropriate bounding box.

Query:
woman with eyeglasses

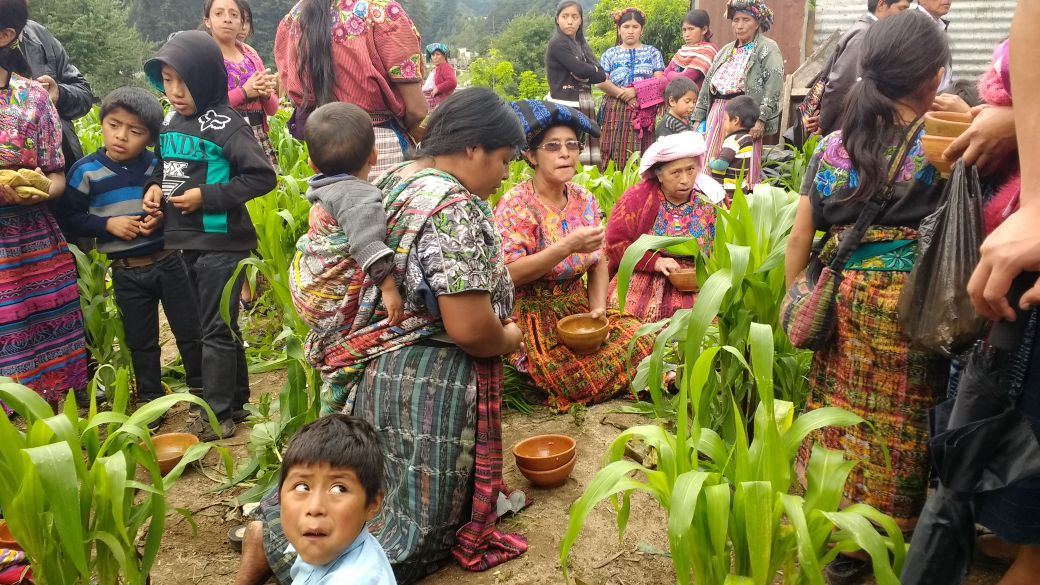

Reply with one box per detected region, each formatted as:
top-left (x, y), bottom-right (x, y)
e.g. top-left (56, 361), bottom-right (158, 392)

top-left (494, 101), bottom-right (652, 411)
top-left (605, 132), bottom-right (727, 322)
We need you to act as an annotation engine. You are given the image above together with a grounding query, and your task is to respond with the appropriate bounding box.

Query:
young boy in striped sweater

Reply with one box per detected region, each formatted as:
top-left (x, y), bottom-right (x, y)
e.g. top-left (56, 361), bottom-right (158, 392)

top-left (59, 87), bottom-right (203, 425)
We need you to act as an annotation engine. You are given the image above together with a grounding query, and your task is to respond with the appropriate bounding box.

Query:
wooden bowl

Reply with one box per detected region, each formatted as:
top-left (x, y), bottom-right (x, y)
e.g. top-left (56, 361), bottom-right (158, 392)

top-left (512, 434), bottom-right (577, 471)
top-left (557, 313), bottom-right (610, 355)
top-left (924, 111), bottom-right (972, 138)
top-left (921, 134), bottom-right (955, 177)
top-left (517, 454), bottom-right (578, 489)
top-left (0, 520), bottom-right (21, 551)
top-left (667, 269), bottom-right (699, 292)
top-left (152, 432), bottom-right (199, 475)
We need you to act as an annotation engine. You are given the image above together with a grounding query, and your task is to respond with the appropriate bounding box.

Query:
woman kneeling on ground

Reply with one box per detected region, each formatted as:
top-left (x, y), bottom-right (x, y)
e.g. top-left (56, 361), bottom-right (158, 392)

top-left (605, 132), bottom-right (726, 322)
top-left (495, 101), bottom-right (652, 412)
top-left (235, 88), bottom-right (529, 585)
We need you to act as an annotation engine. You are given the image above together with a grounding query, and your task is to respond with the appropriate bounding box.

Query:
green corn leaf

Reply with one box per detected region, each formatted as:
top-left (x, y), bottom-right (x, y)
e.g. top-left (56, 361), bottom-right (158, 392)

top-left (782, 408), bottom-right (867, 459)
top-left (736, 482), bottom-right (775, 585)
top-left (823, 510), bottom-right (901, 585)
top-left (779, 493), bottom-right (825, 585)
top-left (23, 443), bottom-right (89, 577)
top-left (615, 235), bottom-right (697, 313)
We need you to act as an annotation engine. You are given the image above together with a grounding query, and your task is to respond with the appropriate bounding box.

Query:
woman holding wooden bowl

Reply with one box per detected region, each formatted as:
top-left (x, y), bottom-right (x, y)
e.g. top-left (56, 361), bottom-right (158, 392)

top-left (494, 101), bottom-right (652, 412)
top-left (605, 132), bottom-right (726, 322)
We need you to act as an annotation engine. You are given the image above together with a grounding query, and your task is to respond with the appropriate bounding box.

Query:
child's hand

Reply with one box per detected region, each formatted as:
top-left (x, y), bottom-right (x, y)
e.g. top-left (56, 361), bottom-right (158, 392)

top-left (106, 216), bottom-right (141, 241)
top-left (379, 276), bottom-right (404, 325)
top-left (143, 184), bottom-right (164, 216)
top-left (137, 213), bottom-right (164, 237)
top-left (169, 188), bottom-right (203, 214)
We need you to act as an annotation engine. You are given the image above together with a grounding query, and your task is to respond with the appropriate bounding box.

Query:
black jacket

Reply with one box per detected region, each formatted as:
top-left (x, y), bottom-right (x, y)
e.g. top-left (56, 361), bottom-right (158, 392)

top-left (546, 34), bottom-right (607, 102)
top-left (145, 31), bottom-right (276, 251)
top-left (22, 20), bottom-right (93, 170)
top-left (818, 14), bottom-right (873, 136)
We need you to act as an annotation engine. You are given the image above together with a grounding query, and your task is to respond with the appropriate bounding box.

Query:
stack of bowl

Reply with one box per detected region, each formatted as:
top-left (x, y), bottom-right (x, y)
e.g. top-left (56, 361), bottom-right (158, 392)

top-left (512, 434), bottom-right (577, 489)
top-left (922, 111), bottom-right (972, 177)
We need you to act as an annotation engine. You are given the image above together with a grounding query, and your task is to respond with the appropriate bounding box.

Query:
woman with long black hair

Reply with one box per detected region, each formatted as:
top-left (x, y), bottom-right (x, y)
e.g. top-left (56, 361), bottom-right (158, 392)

top-left (785, 9), bottom-right (951, 582)
top-left (274, 0), bottom-right (428, 177)
top-left (545, 0), bottom-right (634, 166)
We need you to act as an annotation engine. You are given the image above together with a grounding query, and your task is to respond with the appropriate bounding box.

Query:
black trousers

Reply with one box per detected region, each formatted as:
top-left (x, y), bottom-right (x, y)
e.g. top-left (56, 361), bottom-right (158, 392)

top-left (112, 252), bottom-right (203, 401)
top-left (182, 250), bottom-right (250, 420)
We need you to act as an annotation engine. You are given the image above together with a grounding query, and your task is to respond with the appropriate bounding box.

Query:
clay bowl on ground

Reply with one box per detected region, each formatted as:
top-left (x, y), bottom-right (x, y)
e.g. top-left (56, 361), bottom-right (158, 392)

top-left (512, 434), bottom-right (576, 472)
top-left (517, 454), bottom-right (578, 489)
top-left (921, 134), bottom-right (956, 177)
top-left (557, 313), bottom-right (610, 355)
top-left (152, 432), bottom-right (200, 475)
top-left (0, 520), bottom-right (21, 551)
top-left (667, 269), bottom-right (699, 292)
top-left (924, 111), bottom-right (972, 138)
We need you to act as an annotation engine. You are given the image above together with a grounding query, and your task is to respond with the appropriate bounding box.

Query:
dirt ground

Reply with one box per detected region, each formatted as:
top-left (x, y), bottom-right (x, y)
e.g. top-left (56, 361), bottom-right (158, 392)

top-left (147, 370), bottom-right (1005, 585)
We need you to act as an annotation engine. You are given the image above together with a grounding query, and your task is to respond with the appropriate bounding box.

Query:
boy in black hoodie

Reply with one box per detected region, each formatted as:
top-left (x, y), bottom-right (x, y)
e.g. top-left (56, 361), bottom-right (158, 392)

top-left (143, 31), bottom-right (277, 441)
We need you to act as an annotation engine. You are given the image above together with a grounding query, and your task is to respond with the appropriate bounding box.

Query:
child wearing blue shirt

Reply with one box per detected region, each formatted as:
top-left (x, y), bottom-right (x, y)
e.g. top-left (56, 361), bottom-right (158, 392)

top-left (59, 87), bottom-right (203, 427)
top-left (279, 415), bottom-right (396, 585)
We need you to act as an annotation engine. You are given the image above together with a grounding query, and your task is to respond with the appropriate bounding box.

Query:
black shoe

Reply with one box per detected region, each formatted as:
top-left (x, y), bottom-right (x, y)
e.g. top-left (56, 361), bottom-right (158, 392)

top-left (186, 416), bottom-right (235, 442)
top-left (146, 411), bottom-right (167, 433)
top-left (231, 409), bottom-right (251, 424)
top-left (825, 555), bottom-right (871, 585)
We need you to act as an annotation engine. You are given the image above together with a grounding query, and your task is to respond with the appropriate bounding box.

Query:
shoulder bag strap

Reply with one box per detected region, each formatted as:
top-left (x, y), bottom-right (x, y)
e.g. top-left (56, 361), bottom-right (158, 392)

top-left (828, 117), bottom-right (924, 269)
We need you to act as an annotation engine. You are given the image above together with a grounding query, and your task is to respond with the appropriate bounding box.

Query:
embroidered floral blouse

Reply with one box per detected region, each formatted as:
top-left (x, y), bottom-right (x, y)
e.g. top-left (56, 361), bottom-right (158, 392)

top-left (495, 180), bottom-right (603, 290)
top-left (275, 0), bottom-right (423, 123)
top-left (652, 195), bottom-right (717, 250)
top-left (600, 45), bottom-right (665, 88)
top-left (0, 74), bottom-right (64, 175)
top-left (709, 43), bottom-right (756, 96)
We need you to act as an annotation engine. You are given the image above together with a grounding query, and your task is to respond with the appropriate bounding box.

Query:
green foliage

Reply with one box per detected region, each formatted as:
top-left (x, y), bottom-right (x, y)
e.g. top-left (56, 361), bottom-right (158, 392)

top-left (400, 0), bottom-right (432, 39)
top-left (69, 244), bottom-right (131, 376)
top-left (516, 70), bottom-right (549, 100)
top-left (0, 372), bottom-right (232, 584)
top-left (560, 324), bottom-right (905, 585)
top-left (619, 185), bottom-right (810, 429)
top-left (33, 0), bottom-right (154, 97)
top-left (586, 0), bottom-right (687, 58)
top-left (468, 49), bottom-right (518, 98)
top-left (489, 154), bottom-right (642, 219)
top-left (490, 13), bottom-right (554, 74)
top-left (763, 136), bottom-right (822, 194)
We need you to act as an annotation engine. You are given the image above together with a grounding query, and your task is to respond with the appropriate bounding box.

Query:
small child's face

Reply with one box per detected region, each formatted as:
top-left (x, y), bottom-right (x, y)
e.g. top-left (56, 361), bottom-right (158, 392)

top-left (160, 64), bottom-right (196, 117)
top-left (669, 91), bottom-right (698, 121)
top-left (723, 113), bottom-right (743, 135)
top-left (101, 108), bottom-right (151, 163)
top-left (280, 463), bottom-right (383, 567)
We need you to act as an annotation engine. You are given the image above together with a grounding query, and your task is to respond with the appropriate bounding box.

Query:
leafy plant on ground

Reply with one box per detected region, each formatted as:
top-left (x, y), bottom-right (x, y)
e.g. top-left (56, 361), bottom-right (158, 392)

top-left (763, 136), bottom-right (821, 194)
top-left (619, 184), bottom-right (811, 434)
top-left (0, 370), bottom-right (232, 584)
top-left (560, 322), bottom-right (904, 585)
top-left (69, 244), bottom-right (131, 379)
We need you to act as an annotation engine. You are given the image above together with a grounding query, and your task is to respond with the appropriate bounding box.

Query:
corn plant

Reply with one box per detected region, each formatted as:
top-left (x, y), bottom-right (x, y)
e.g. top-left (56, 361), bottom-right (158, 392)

top-left (619, 184), bottom-right (811, 433)
top-left (560, 322), bottom-right (905, 585)
top-left (763, 136), bottom-right (821, 195)
top-left (0, 371), bottom-right (232, 584)
top-left (69, 244), bottom-right (131, 377)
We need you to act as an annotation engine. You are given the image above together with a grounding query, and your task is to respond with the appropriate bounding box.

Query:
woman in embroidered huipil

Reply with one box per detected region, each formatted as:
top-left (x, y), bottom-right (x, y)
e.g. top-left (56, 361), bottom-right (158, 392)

top-left (605, 132), bottom-right (726, 323)
top-left (784, 12), bottom-right (950, 548)
top-left (205, 0), bottom-right (279, 170)
top-left (0, 0), bottom-right (87, 408)
top-left (275, 0), bottom-right (427, 177)
top-left (693, 0), bottom-right (784, 191)
top-left (598, 7), bottom-right (664, 172)
top-left (495, 101), bottom-right (652, 412)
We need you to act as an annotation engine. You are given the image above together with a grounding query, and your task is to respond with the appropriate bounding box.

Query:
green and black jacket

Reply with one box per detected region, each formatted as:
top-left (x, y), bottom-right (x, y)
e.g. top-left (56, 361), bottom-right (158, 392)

top-left (145, 31), bottom-right (277, 251)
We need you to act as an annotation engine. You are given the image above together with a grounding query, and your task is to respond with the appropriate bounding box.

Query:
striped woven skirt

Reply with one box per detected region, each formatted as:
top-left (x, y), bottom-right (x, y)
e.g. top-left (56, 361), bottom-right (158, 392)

top-left (512, 282), bottom-right (652, 412)
top-left (0, 204), bottom-right (87, 405)
top-left (607, 257), bottom-right (697, 323)
top-left (599, 95), bottom-right (657, 172)
top-left (795, 265), bottom-right (948, 526)
top-left (703, 97), bottom-right (763, 186)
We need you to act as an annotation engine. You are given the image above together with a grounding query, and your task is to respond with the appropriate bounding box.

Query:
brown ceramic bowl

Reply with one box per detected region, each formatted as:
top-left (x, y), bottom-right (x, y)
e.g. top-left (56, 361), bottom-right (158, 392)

top-left (0, 520), bottom-right (21, 551)
top-left (924, 111), bottom-right (972, 138)
top-left (921, 134), bottom-right (956, 177)
top-left (667, 269), bottom-right (699, 292)
top-left (152, 432), bottom-right (200, 475)
top-left (517, 454), bottom-right (578, 489)
top-left (512, 434), bottom-right (577, 472)
top-left (557, 313), bottom-right (610, 355)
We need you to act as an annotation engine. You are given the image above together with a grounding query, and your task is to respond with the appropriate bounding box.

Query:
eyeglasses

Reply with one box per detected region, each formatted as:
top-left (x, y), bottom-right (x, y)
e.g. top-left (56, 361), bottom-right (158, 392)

top-left (537, 140), bottom-right (584, 152)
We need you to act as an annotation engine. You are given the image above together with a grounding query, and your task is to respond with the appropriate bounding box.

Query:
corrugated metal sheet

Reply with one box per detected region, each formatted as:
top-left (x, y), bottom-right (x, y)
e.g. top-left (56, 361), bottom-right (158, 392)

top-left (812, 0), bottom-right (1014, 83)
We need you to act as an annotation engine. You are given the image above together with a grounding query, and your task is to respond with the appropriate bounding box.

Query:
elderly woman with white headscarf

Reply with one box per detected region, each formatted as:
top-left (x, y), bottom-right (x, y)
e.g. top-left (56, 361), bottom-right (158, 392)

top-left (605, 132), bottom-right (726, 322)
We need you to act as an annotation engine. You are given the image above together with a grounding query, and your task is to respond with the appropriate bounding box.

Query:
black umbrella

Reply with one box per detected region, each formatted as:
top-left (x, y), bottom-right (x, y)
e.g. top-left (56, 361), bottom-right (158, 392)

top-left (901, 275), bottom-right (1040, 585)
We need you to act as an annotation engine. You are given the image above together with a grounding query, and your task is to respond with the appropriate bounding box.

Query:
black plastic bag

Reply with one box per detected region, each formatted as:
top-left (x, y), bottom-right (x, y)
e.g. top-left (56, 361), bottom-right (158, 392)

top-left (898, 160), bottom-right (988, 356)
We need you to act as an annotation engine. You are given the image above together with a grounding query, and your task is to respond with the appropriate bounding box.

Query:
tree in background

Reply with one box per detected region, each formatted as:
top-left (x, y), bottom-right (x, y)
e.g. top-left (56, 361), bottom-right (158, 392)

top-left (490, 13), bottom-right (553, 75)
top-left (426, 0), bottom-right (459, 44)
top-left (468, 50), bottom-right (517, 99)
top-left (248, 0), bottom-right (297, 63)
top-left (399, 0), bottom-right (431, 39)
top-left (516, 70), bottom-right (549, 100)
top-left (586, 0), bottom-right (686, 59)
top-left (33, 0), bottom-right (153, 97)
top-left (126, 0), bottom-right (199, 42)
